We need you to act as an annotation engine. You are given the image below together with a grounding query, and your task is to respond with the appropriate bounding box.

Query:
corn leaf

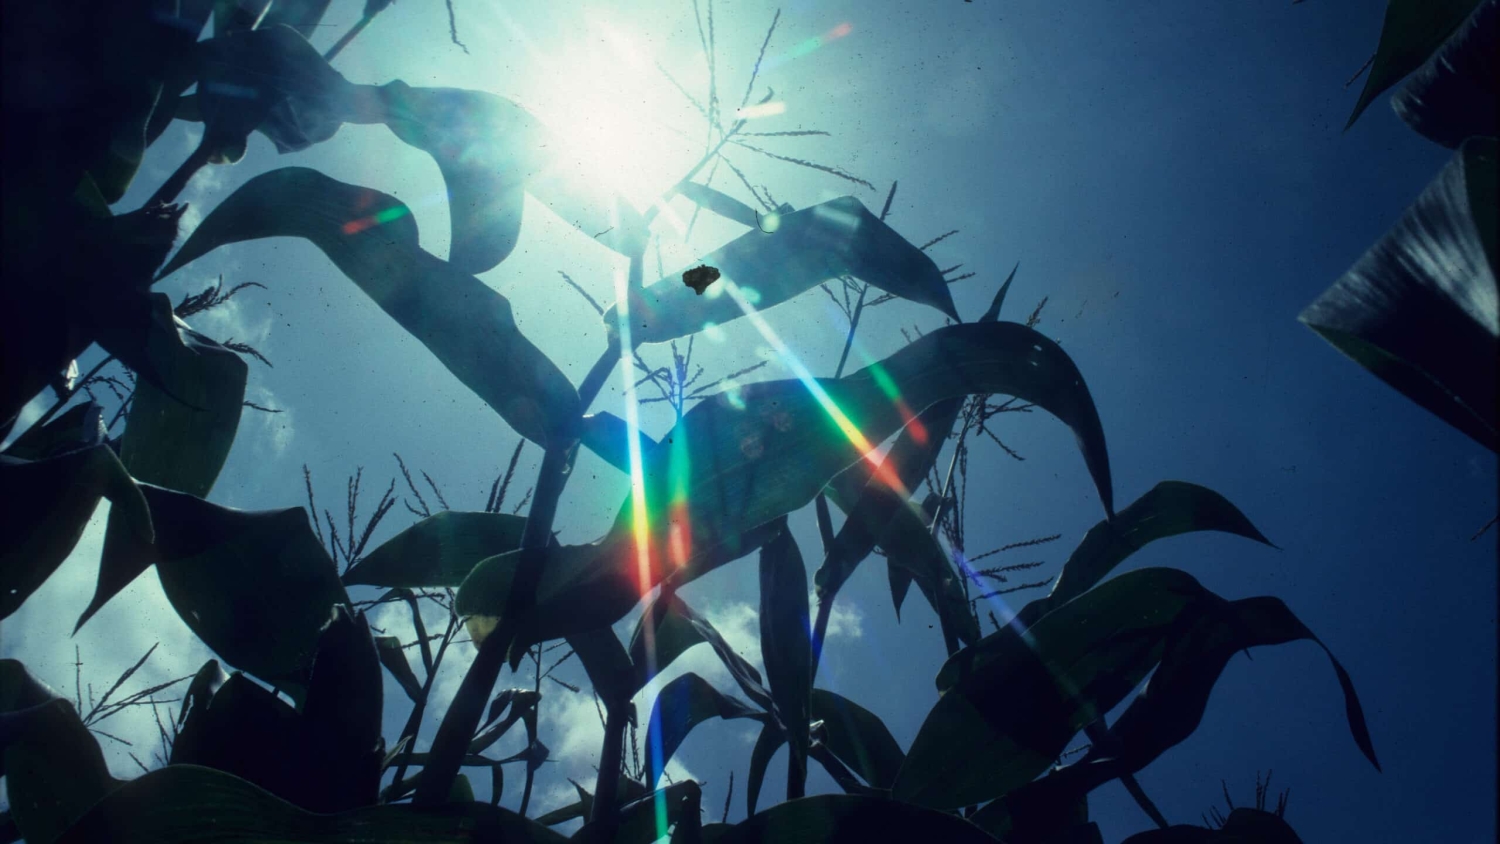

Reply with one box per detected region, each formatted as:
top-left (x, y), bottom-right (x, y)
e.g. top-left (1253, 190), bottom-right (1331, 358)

top-left (343, 511), bottom-right (528, 588)
top-left (1391, 0), bottom-right (1498, 149)
top-left (1345, 0), bottom-right (1482, 129)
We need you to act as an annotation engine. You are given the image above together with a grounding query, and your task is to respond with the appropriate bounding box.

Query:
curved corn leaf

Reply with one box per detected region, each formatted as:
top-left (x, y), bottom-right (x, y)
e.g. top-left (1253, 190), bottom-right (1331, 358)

top-left (343, 510), bottom-right (528, 588)
top-left (1014, 480), bottom-right (1274, 630)
top-left (746, 722), bottom-right (786, 816)
top-left (463, 321), bottom-right (1109, 651)
top-left (1299, 137), bottom-right (1497, 452)
top-left (1107, 593), bottom-right (1379, 772)
top-left (995, 596), bottom-right (1376, 837)
top-left (157, 167), bottom-right (581, 446)
top-left (96, 293), bottom-right (248, 626)
top-left (628, 592), bottom-right (771, 708)
top-left (898, 568), bottom-right (1210, 809)
top-left (645, 673), bottom-right (764, 785)
top-left (55, 764), bottom-right (569, 844)
top-left (1, 698), bottom-right (119, 844)
top-left (1345, 0), bottom-right (1482, 130)
top-left (715, 794), bottom-right (999, 844)
top-left (170, 673), bottom-right (303, 800)
top-left (1391, 0), bottom-right (1498, 149)
top-left (111, 484), bottom-right (348, 689)
top-left (0, 445), bottom-right (153, 622)
top-left (759, 525), bottom-right (811, 788)
top-left (810, 689), bottom-right (904, 790)
top-left (603, 196), bottom-right (960, 346)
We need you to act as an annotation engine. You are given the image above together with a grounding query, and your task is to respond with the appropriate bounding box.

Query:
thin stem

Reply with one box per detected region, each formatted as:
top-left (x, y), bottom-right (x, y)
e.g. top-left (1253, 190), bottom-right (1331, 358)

top-left (833, 285), bottom-right (868, 379)
top-left (591, 705), bottom-right (630, 829)
top-left (389, 610), bottom-right (458, 793)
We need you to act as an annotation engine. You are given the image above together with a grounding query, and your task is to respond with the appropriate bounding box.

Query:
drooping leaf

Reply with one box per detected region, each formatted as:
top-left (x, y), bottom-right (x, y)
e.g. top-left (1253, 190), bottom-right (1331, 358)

top-left (375, 82), bottom-right (646, 273)
top-left (464, 321), bottom-right (1110, 650)
top-left (1299, 137), bottom-right (1497, 451)
top-left (375, 636), bottom-right (424, 704)
top-left (759, 524), bottom-right (812, 789)
top-left (627, 592), bottom-right (771, 708)
top-left (1105, 593), bottom-right (1380, 773)
top-left (97, 294), bottom-right (248, 621)
top-left (898, 568), bottom-right (1211, 809)
top-left (300, 606), bottom-right (385, 811)
top-left (746, 722), bottom-right (786, 817)
top-left (97, 484), bottom-right (349, 689)
top-left (55, 764), bottom-right (569, 844)
top-left (817, 398), bottom-right (963, 600)
top-left (172, 614), bottom-right (383, 813)
top-left (0, 445), bottom-right (153, 621)
top-left (1345, 0), bottom-right (1483, 129)
top-left (679, 181), bottom-right (762, 229)
top-left (1, 699), bottom-right (119, 844)
top-left (158, 167), bottom-right (581, 446)
top-left (604, 196), bottom-right (960, 346)
top-left (1015, 481), bottom-right (1275, 630)
top-left (714, 794), bottom-right (1000, 844)
top-left (567, 627), bottom-right (637, 710)
top-left (196, 24), bottom-right (356, 162)
top-left (1391, 0), bottom-right (1498, 148)
top-left (343, 510), bottom-right (528, 588)
top-left (810, 689), bottom-right (904, 790)
top-left (645, 673), bottom-right (764, 785)
top-left (1, 401), bottom-right (105, 460)
top-left (457, 520), bottom-right (784, 653)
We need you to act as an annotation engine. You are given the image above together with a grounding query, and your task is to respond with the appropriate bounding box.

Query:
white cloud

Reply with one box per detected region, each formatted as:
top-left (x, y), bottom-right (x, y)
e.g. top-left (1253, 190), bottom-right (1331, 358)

top-left (0, 503), bottom-right (214, 779)
top-left (821, 598), bottom-right (864, 640)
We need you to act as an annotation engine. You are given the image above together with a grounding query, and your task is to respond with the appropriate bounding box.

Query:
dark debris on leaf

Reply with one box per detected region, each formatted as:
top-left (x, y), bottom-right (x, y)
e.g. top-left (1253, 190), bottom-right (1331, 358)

top-left (683, 265), bottom-right (722, 296)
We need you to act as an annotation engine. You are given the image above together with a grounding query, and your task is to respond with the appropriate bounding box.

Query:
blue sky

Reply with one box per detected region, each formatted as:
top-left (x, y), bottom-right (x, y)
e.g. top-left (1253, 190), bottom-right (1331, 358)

top-left (2, 1), bottom-right (1495, 841)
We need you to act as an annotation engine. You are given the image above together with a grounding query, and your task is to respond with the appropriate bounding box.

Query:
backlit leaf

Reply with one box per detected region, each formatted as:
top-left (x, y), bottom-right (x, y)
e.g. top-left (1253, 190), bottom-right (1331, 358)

top-left (375, 636), bottom-right (424, 704)
top-left (1015, 481), bottom-right (1274, 630)
top-left (898, 568), bottom-right (1209, 809)
top-left (810, 689), bottom-right (904, 790)
top-left (603, 197), bottom-right (960, 346)
top-left (1299, 137), bottom-right (1497, 451)
top-left (746, 722), bottom-right (785, 816)
top-left (157, 167), bottom-right (581, 447)
top-left (0, 445), bottom-right (153, 622)
top-left (627, 592), bottom-right (771, 708)
top-left (1345, 0), bottom-right (1482, 129)
top-left (679, 181), bottom-right (762, 229)
top-left (463, 321), bottom-right (1110, 650)
top-left (644, 673), bottom-right (764, 785)
top-left (1391, 0), bottom-right (1498, 148)
top-left (343, 510), bottom-right (528, 588)
top-left (109, 484), bottom-right (349, 689)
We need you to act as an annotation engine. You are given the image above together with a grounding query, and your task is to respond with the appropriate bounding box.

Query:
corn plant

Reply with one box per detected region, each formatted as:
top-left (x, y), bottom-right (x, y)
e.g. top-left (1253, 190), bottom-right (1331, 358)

top-left (12, 2), bottom-right (1472, 842)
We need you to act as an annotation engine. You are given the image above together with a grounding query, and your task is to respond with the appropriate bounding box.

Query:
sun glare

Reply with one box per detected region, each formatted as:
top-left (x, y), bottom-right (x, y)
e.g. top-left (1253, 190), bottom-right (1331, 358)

top-left (507, 20), bottom-right (702, 212)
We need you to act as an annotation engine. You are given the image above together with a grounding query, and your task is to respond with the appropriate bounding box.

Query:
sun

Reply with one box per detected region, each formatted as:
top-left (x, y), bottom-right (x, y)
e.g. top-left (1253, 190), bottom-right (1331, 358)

top-left (506, 18), bottom-right (704, 214)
